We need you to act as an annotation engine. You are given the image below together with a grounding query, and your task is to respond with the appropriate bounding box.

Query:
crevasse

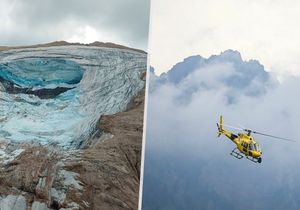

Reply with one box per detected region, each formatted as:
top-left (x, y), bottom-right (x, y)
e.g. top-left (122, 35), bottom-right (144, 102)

top-left (0, 46), bottom-right (146, 149)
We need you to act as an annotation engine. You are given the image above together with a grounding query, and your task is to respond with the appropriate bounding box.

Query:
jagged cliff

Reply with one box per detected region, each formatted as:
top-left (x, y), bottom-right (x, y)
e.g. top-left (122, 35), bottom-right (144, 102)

top-left (0, 42), bottom-right (146, 209)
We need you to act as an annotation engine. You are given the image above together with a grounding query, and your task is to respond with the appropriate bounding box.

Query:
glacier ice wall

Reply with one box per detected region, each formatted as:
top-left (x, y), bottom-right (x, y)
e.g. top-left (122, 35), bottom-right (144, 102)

top-left (0, 46), bottom-right (146, 149)
top-left (0, 59), bottom-right (85, 88)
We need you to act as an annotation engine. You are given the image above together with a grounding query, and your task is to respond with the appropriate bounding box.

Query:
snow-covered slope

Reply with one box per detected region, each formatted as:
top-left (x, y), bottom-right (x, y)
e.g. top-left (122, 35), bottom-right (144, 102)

top-left (0, 46), bottom-right (146, 149)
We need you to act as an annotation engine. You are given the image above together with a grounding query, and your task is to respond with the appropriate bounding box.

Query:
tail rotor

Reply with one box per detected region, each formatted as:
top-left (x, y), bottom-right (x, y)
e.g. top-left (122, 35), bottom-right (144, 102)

top-left (217, 115), bottom-right (223, 137)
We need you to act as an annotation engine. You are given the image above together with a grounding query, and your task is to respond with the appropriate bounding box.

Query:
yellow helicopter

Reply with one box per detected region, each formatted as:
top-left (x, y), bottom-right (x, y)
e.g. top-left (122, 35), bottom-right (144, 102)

top-left (216, 115), bottom-right (295, 163)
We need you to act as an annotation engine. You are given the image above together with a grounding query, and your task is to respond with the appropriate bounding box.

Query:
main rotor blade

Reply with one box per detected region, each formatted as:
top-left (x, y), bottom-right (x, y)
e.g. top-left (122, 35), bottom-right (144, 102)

top-left (221, 124), bottom-right (244, 131)
top-left (221, 122), bottom-right (295, 142)
top-left (237, 123), bottom-right (246, 129)
top-left (252, 130), bottom-right (295, 142)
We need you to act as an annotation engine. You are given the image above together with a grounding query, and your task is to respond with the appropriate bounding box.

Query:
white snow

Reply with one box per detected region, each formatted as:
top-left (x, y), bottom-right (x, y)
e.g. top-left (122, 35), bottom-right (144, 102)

top-left (57, 169), bottom-right (83, 190)
top-left (0, 148), bottom-right (25, 164)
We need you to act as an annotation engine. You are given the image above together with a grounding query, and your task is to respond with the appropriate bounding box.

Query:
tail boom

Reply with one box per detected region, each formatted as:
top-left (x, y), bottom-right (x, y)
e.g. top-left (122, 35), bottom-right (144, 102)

top-left (217, 115), bottom-right (237, 142)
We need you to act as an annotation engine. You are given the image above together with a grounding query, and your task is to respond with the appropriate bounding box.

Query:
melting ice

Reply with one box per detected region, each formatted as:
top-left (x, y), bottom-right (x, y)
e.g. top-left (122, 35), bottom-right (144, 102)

top-left (0, 46), bottom-right (146, 149)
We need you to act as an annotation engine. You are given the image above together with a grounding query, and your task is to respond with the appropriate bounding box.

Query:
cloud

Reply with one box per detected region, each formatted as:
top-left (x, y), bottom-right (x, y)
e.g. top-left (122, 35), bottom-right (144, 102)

top-left (150, 0), bottom-right (300, 76)
top-left (0, 0), bottom-right (150, 50)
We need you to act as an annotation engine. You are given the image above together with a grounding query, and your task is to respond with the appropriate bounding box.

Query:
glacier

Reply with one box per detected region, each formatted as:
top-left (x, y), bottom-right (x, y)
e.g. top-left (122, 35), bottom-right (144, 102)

top-left (0, 59), bottom-right (85, 89)
top-left (0, 46), bottom-right (146, 149)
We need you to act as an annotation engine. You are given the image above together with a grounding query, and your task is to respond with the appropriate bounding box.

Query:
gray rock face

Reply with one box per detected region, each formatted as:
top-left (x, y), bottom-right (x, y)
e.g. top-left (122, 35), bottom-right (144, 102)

top-left (152, 49), bottom-right (275, 104)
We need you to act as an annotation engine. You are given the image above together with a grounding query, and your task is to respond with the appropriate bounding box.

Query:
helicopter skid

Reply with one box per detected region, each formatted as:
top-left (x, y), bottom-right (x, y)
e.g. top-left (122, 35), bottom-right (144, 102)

top-left (246, 156), bottom-right (262, 163)
top-left (230, 148), bottom-right (243, 159)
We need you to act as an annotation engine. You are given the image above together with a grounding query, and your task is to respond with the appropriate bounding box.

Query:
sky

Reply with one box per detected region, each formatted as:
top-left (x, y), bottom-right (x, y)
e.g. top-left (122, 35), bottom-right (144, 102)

top-left (149, 0), bottom-right (300, 77)
top-left (0, 0), bottom-right (150, 51)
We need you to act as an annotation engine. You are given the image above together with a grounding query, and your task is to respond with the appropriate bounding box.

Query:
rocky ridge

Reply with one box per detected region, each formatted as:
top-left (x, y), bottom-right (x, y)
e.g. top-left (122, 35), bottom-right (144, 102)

top-left (0, 41), bottom-right (146, 54)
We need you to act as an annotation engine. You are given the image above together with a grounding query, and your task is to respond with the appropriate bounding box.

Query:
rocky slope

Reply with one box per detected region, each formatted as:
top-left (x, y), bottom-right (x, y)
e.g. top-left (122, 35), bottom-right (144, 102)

top-left (0, 42), bottom-right (146, 210)
top-left (0, 41), bottom-right (146, 54)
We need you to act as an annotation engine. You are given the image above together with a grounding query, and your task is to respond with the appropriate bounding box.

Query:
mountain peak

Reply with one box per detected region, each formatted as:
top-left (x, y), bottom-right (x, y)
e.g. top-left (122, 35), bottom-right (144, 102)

top-left (159, 55), bottom-right (204, 84)
top-left (209, 49), bottom-right (242, 63)
top-left (151, 50), bottom-right (273, 104)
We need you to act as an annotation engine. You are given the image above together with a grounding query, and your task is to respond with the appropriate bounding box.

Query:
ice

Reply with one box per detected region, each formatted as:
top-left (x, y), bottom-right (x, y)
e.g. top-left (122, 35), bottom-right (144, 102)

top-left (0, 46), bottom-right (146, 149)
top-left (0, 148), bottom-right (25, 164)
top-left (0, 59), bottom-right (85, 88)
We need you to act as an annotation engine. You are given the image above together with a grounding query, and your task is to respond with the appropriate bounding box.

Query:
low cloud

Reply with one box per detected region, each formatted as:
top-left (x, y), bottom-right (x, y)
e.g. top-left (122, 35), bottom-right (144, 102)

top-left (0, 0), bottom-right (150, 50)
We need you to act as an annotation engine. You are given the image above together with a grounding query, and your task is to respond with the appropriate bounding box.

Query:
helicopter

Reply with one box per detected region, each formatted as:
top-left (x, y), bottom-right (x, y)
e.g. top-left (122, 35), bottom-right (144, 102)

top-left (216, 115), bottom-right (295, 163)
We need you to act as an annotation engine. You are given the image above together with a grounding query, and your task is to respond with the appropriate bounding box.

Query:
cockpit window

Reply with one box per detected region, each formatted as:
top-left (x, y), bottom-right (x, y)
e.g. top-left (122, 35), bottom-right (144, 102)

top-left (249, 143), bottom-right (256, 151)
top-left (255, 143), bottom-right (261, 152)
top-left (249, 143), bottom-right (261, 152)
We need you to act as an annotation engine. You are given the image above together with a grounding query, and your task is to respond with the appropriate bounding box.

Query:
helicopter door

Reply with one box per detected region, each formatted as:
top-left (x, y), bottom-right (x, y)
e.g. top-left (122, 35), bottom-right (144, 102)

top-left (242, 142), bottom-right (248, 153)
